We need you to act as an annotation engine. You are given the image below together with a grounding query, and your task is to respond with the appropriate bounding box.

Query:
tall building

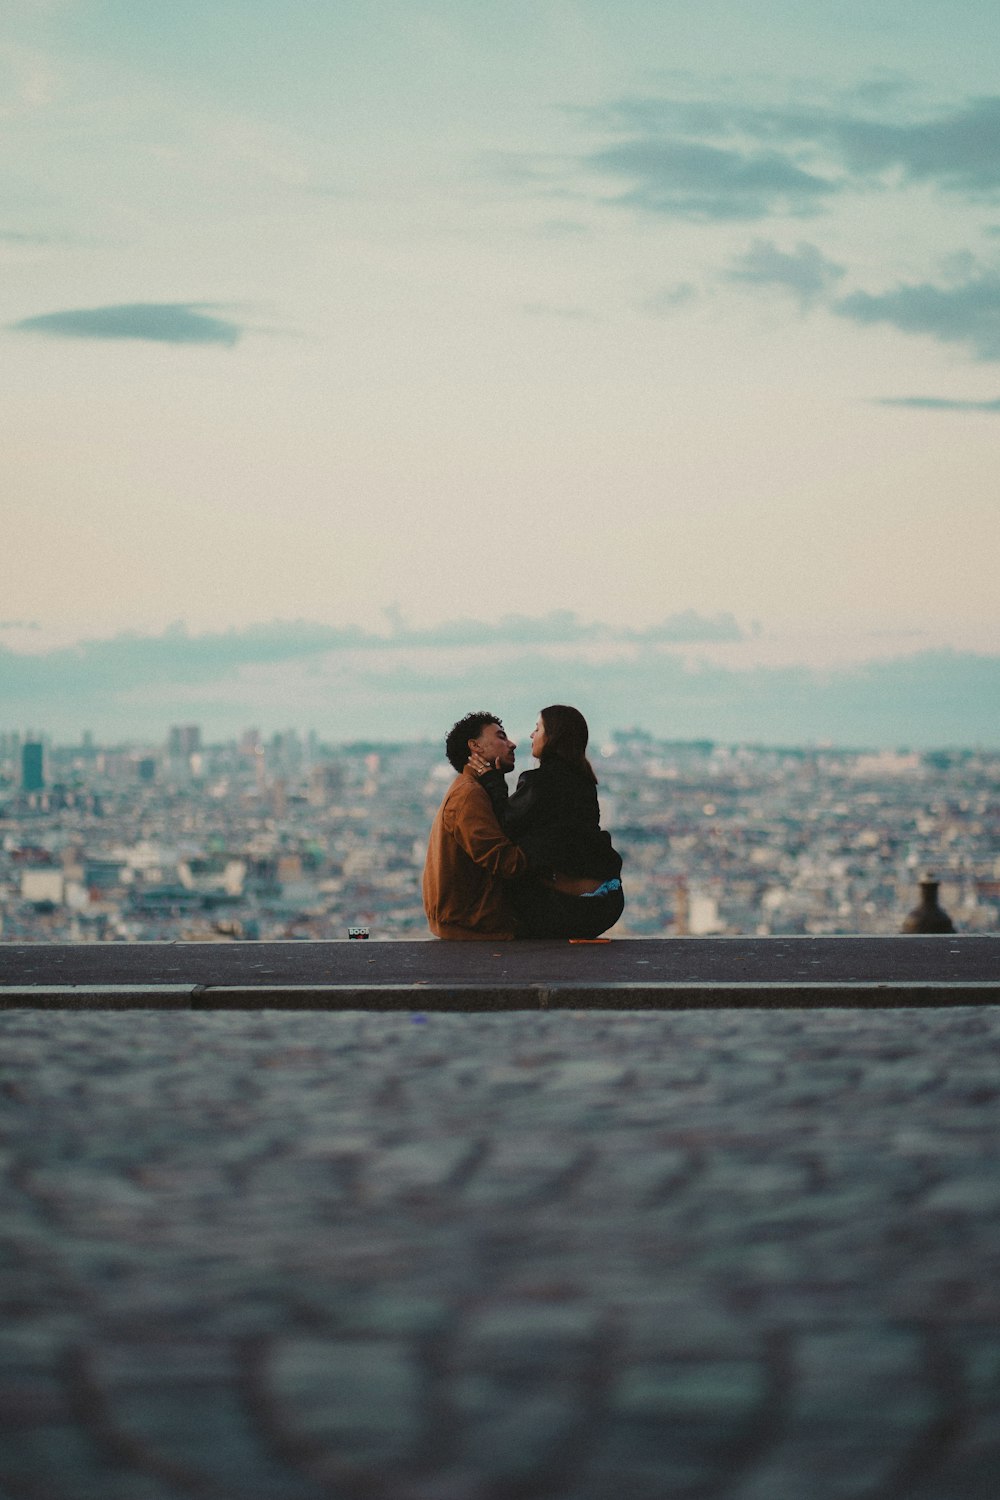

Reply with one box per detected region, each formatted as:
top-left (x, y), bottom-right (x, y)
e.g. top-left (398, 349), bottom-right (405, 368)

top-left (21, 740), bottom-right (44, 792)
top-left (167, 725), bottom-right (202, 757)
top-left (308, 762), bottom-right (343, 807)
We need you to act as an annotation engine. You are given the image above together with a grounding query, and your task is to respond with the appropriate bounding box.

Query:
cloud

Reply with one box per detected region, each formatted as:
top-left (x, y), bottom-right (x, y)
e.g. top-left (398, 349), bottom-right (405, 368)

top-left (0, 229), bottom-right (65, 245)
top-left (584, 138), bottom-right (836, 221)
top-left (836, 271), bottom-right (1000, 360)
top-left (0, 612), bottom-right (745, 702)
top-left (843, 75), bottom-right (918, 109)
top-left (699, 94), bottom-right (1000, 196)
top-left (421, 648), bottom-right (1000, 750)
top-left (822, 96), bottom-right (1000, 194)
top-left (875, 395), bottom-right (1000, 412)
top-left (642, 282), bottom-right (699, 316)
top-left (4, 629), bottom-right (997, 749)
top-left (626, 611), bottom-right (742, 644)
top-left (11, 617), bottom-right (999, 751)
top-left (8, 302), bottom-right (243, 346)
top-left (385, 609), bottom-right (743, 647)
top-left (569, 90), bottom-right (1000, 226)
top-left (1, 620), bottom-right (997, 749)
top-left (0, 621), bottom-right (363, 700)
top-left (726, 239), bottom-right (845, 307)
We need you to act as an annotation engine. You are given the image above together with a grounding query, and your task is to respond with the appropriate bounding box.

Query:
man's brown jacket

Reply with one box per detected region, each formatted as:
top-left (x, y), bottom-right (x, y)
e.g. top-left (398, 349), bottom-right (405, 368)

top-left (422, 765), bottom-right (528, 940)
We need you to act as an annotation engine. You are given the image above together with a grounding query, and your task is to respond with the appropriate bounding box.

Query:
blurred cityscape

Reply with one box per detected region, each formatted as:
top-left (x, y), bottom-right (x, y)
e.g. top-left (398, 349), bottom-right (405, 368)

top-left (1, 726), bottom-right (997, 943)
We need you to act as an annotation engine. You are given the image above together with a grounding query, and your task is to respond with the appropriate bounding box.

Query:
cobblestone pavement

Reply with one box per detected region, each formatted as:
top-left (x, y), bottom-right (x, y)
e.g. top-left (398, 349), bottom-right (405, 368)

top-left (2, 1007), bottom-right (1000, 1499)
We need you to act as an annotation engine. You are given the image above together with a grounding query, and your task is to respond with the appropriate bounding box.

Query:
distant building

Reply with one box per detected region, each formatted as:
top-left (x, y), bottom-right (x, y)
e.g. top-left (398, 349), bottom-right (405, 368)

top-left (308, 762), bottom-right (343, 806)
top-left (21, 868), bottom-right (64, 906)
top-left (21, 741), bottom-right (44, 792)
top-left (83, 858), bottom-right (127, 893)
top-left (168, 725), bottom-right (202, 757)
top-left (688, 892), bottom-right (723, 935)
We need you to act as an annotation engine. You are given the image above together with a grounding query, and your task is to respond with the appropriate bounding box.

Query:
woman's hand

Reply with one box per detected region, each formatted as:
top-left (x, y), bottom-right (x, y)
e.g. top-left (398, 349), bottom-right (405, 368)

top-left (468, 750), bottom-right (497, 776)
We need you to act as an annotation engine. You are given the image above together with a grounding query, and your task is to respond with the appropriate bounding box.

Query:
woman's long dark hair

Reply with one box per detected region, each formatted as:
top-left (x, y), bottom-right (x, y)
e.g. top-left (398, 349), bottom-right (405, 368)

top-left (538, 704), bottom-right (597, 784)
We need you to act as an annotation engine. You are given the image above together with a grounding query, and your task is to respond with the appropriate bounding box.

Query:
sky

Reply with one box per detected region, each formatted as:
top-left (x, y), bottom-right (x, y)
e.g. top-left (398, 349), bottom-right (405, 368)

top-left (2, 1), bottom-right (999, 744)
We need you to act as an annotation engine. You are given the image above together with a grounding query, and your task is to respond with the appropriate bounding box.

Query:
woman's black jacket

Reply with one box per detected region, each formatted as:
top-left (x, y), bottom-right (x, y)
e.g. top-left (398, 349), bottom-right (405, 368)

top-left (481, 755), bottom-right (622, 881)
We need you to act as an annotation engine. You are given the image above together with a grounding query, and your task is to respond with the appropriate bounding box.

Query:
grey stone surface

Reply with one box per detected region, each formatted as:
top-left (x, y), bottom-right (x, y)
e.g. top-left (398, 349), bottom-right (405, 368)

top-left (1, 1007), bottom-right (1000, 1496)
top-left (1, 936), bottom-right (998, 1011)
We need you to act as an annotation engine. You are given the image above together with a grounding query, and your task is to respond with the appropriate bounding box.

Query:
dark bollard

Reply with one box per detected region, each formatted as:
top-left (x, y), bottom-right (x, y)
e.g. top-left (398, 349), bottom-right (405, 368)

top-left (901, 874), bottom-right (956, 934)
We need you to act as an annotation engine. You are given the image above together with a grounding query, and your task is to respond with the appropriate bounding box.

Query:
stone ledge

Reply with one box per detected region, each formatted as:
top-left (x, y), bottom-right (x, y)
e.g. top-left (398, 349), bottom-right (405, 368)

top-left (0, 984), bottom-right (197, 1009)
top-left (2, 979), bottom-right (998, 1010)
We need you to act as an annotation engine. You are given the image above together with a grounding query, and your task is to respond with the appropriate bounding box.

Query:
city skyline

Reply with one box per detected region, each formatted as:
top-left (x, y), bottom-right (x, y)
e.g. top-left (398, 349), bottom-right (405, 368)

top-left (4, 727), bottom-right (996, 943)
top-left (3, 2), bottom-right (999, 741)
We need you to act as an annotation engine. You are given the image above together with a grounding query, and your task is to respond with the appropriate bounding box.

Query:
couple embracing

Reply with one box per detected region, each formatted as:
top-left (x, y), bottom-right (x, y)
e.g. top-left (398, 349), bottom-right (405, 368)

top-left (422, 704), bottom-right (624, 941)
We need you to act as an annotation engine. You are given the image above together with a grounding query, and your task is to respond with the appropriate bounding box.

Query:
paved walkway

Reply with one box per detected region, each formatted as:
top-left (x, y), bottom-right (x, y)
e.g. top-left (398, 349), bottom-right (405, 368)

top-left (2, 1007), bottom-right (1000, 1498)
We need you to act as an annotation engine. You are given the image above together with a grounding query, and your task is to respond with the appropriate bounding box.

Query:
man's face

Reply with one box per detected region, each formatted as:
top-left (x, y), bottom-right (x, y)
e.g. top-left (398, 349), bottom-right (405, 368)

top-left (471, 720), bottom-right (516, 773)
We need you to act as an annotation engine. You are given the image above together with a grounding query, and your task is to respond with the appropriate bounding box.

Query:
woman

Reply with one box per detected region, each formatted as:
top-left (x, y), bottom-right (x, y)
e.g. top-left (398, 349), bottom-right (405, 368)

top-left (472, 704), bottom-right (624, 939)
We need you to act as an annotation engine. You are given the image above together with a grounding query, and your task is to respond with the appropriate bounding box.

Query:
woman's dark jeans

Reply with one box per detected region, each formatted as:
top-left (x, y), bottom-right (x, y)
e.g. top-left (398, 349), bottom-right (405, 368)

top-left (512, 879), bottom-right (625, 939)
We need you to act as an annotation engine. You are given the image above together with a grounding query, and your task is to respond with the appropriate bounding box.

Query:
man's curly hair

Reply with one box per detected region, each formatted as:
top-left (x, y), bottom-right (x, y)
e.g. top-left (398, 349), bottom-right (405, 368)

top-left (445, 711), bottom-right (503, 773)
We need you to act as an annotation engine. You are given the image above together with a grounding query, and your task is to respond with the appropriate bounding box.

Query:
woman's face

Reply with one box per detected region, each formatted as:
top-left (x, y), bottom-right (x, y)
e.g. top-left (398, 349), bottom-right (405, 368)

top-left (529, 715), bottom-right (547, 759)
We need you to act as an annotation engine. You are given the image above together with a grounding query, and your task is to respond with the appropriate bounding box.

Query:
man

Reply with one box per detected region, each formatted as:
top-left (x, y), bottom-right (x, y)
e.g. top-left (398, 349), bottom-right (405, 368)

top-left (422, 711), bottom-right (529, 940)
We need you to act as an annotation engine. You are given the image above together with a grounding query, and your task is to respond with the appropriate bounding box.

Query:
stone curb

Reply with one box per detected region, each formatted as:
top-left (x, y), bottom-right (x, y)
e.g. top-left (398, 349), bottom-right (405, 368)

top-left (0, 984), bottom-right (197, 1009)
top-left (2, 980), bottom-right (999, 1009)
